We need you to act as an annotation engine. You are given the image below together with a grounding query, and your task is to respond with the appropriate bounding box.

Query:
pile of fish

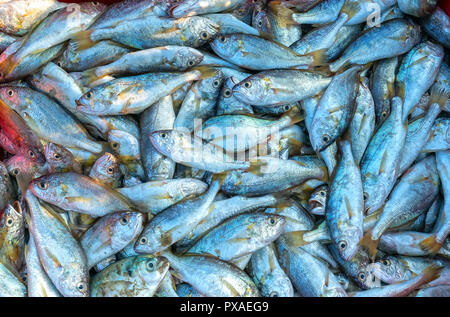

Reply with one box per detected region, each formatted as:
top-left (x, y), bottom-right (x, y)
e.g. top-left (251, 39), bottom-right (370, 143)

top-left (0, 0), bottom-right (449, 297)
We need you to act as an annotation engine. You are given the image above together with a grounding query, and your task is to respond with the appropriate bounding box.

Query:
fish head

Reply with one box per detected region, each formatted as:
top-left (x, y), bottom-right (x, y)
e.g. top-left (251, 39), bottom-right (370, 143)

top-left (334, 225), bottom-right (362, 262)
top-left (90, 152), bottom-right (120, 184)
top-left (198, 69), bottom-right (224, 93)
top-left (134, 226), bottom-right (163, 254)
top-left (185, 16), bottom-right (220, 47)
top-left (28, 174), bottom-right (65, 205)
top-left (252, 3), bottom-right (272, 33)
top-left (261, 273), bottom-right (294, 297)
top-left (136, 255), bottom-right (170, 285)
top-left (107, 212), bottom-right (144, 247)
top-left (77, 1), bottom-right (107, 17)
top-left (0, 86), bottom-right (24, 112)
top-left (44, 143), bottom-right (74, 172)
top-left (0, 202), bottom-right (23, 239)
top-left (59, 264), bottom-right (89, 297)
top-left (370, 256), bottom-right (405, 284)
top-left (355, 265), bottom-right (380, 289)
top-left (210, 34), bottom-right (241, 59)
top-left (309, 115), bottom-right (336, 152)
top-left (6, 155), bottom-right (46, 193)
top-left (108, 129), bottom-right (139, 161)
top-left (232, 74), bottom-right (269, 105)
top-left (175, 47), bottom-right (204, 69)
top-left (308, 185), bottom-right (328, 215)
top-left (76, 88), bottom-right (109, 115)
top-left (175, 178), bottom-right (208, 199)
top-left (149, 129), bottom-right (186, 159)
top-left (169, 0), bottom-right (209, 18)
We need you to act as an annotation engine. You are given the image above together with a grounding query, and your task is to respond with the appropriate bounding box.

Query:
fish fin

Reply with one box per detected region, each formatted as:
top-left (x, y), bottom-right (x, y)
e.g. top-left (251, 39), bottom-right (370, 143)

top-left (79, 68), bottom-right (102, 86)
top-left (306, 49), bottom-right (329, 67)
top-left (269, 1), bottom-right (298, 26)
top-left (344, 196), bottom-right (353, 220)
top-left (281, 105), bottom-right (304, 124)
top-left (358, 229), bottom-right (379, 260)
top-left (378, 150), bottom-right (388, 174)
top-left (283, 231), bottom-right (309, 247)
top-left (329, 58), bottom-right (350, 73)
top-left (420, 265), bottom-right (443, 285)
top-left (211, 172), bottom-right (228, 186)
top-left (227, 237), bottom-right (251, 244)
top-left (257, 31), bottom-right (275, 41)
top-left (420, 234), bottom-right (442, 254)
top-left (72, 30), bottom-right (96, 51)
top-left (192, 66), bottom-right (219, 80)
top-left (340, 1), bottom-right (361, 21)
top-left (428, 85), bottom-right (449, 110)
top-left (245, 159), bottom-right (268, 176)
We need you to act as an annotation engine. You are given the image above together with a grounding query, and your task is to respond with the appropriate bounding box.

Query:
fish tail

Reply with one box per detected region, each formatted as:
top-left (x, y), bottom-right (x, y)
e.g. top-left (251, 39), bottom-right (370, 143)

top-left (192, 66), bottom-right (219, 80)
top-left (329, 58), bottom-right (350, 73)
top-left (72, 30), bottom-right (96, 51)
top-left (80, 68), bottom-right (102, 86)
top-left (419, 265), bottom-right (443, 285)
top-left (246, 159), bottom-right (269, 176)
top-left (306, 48), bottom-right (329, 67)
top-left (269, 1), bottom-right (298, 25)
top-left (429, 85), bottom-right (449, 110)
top-left (211, 172), bottom-right (228, 186)
top-left (340, 1), bottom-right (360, 21)
top-left (420, 234), bottom-right (442, 254)
top-left (284, 231), bottom-right (309, 247)
top-left (0, 54), bottom-right (19, 79)
top-left (358, 229), bottom-right (379, 260)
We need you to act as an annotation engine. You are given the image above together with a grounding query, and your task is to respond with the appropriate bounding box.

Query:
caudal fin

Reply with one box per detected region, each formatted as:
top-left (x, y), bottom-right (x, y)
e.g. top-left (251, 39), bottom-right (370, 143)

top-left (283, 230), bottom-right (309, 247)
top-left (419, 265), bottom-right (443, 285)
top-left (429, 85), bottom-right (449, 110)
top-left (420, 234), bottom-right (442, 254)
top-left (72, 30), bottom-right (96, 51)
top-left (358, 229), bottom-right (379, 260)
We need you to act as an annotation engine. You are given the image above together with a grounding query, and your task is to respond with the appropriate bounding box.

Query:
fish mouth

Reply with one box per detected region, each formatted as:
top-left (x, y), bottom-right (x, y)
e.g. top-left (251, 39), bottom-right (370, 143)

top-left (308, 200), bottom-right (324, 215)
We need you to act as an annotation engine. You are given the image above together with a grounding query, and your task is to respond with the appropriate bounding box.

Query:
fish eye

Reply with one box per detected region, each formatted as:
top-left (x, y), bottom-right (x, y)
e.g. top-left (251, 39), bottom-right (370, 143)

top-left (38, 181), bottom-right (49, 190)
top-left (223, 88), bottom-right (232, 98)
top-left (86, 92), bottom-right (93, 99)
top-left (53, 153), bottom-right (61, 160)
top-left (269, 291), bottom-right (279, 297)
top-left (160, 133), bottom-right (168, 139)
top-left (5, 217), bottom-right (13, 227)
top-left (56, 62), bottom-right (63, 67)
top-left (363, 192), bottom-right (369, 201)
top-left (111, 142), bottom-right (119, 149)
top-left (7, 89), bottom-right (14, 97)
top-left (338, 240), bottom-right (347, 250)
top-left (358, 272), bottom-right (366, 282)
top-left (119, 216), bottom-right (128, 225)
top-left (77, 283), bottom-right (85, 290)
top-left (188, 60), bottom-right (195, 67)
top-left (382, 259), bottom-right (391, 266)
top-left (93, 1), bottom-right (99, 5)
top-left (28, 150), bottom-right (35, 158)
top-left (147, 260), bottom-right (155, 271)
top-left (200, 31), bottom-right (210, 40)
top-left (258, 20), bottom-right (263, 27)
top-left (319, 190), bottom-right (326, 197)
top-left (268, 216), bottom-right (276, 225)
top-left (212, 80), bottom-right (220, 88)
top-left (321, 134), bottom-right (330, 144)
top-left (107, 167), bottom-right (114, 174)
top-left (243, 81), bottom-right (252, 89)
top-left (283, 105), bottom-right (290, 111)
top-left (140, 237), bottom-right (148, 244)
top-left (12, 169), bottom-right (19, 176)
top-left (218, 36), bottom-right (226, 43)
top-left (381, 111), bottom-right (388, 119)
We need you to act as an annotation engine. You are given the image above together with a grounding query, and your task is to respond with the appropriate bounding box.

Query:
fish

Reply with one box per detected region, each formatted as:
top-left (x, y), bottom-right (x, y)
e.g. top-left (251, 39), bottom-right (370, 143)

top-left (26, 191), bottom-right (89, 297)
top-left (90, 255), bottom-right (169, 297)
top-left (80, 211), bottom-right (144, 268)
top-left (398, 0), bottom-right (438, 17)
top-left (187, 213), bottom-right (285, 260)
top-left (29, 172), bottom-right (136, 217)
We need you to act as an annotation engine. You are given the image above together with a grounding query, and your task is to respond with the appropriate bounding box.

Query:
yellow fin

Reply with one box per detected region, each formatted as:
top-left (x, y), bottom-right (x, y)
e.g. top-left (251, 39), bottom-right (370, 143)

top-left (358, 229), bottom-right (379, 260)
top-left (420, 234), bottom-right (442, 254)
top-left (72, 30), bottom-right (96, 51)
top-left (283, 231), bottom-right (308, 247)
